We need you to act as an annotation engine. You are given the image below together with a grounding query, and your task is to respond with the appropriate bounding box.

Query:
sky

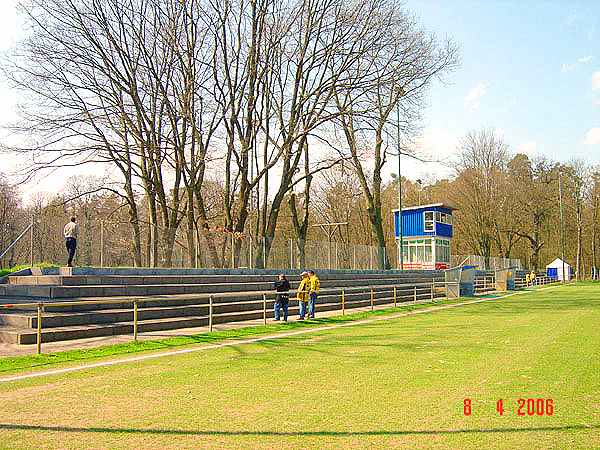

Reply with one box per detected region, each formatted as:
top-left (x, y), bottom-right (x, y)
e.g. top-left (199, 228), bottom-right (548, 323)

top-left (1, 0), bottom-right (600, 199)
top-left (404, 0), bottom-right (600, 177)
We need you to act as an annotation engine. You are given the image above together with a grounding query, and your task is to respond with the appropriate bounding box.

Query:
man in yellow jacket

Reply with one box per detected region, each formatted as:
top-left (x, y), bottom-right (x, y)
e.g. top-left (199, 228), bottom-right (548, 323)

top-left (297, 272), bottom-right (310, 320)
top-left (307, 270), bottom-right (320, 319)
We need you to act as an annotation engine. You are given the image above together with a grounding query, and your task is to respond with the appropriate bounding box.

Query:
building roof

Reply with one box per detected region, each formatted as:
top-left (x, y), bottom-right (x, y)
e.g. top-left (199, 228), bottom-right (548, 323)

top-left (546, 257), bottom-right (571, 268)
top-left (392, 203), bottom-right (457, 213)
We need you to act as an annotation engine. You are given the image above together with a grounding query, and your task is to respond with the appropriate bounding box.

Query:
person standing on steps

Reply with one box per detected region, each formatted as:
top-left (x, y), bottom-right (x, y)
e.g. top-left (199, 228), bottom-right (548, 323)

top-left (63, 216), bottom-right (79, 267)
top-left (273, 274), bottom-right (291, 322)
top-left (297, 272), bottom-right (310, 320)
top-left (307, 270), bottom-right (320, 319)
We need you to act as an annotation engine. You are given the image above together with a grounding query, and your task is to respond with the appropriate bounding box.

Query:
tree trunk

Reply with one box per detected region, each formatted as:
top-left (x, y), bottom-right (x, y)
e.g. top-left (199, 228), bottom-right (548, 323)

top-left (147, 195), bottom-right (159, 268)
top-left (367, 204), bottom-right (389, 269)
top-left (194, 189), bottom-right (221, 268)
top-left (185, 189), bottom-right (196, 268)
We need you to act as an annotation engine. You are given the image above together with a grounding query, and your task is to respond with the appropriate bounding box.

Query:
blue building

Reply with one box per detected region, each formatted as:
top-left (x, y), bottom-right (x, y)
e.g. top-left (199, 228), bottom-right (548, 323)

top-left (392, 203), bottom-right (456, 270)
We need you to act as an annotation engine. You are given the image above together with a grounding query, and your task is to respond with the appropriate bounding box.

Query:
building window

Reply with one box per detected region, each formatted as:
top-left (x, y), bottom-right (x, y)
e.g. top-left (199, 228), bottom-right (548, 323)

top-left (424, 211), bottom-right (434, 232)
top-left (434, 212), bottom-right (453, 225)
top-left (403, 238), bottom-right (434, 264)
top-left (427, 210), bottom-right (453, 230)
top-left (435, 239), bottom-right (451, 263)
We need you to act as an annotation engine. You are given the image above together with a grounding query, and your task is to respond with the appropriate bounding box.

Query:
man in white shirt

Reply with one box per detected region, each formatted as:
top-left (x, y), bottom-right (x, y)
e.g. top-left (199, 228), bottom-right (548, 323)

top-left (63, 217), bottom-right (79, 267)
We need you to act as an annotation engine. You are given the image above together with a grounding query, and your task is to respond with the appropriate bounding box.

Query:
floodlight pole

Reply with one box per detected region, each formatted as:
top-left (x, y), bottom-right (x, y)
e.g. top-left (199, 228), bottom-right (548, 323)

top-left (396, 102), bottom-right (404, 270)
top-left (558, 171), bottom-right (566, 282)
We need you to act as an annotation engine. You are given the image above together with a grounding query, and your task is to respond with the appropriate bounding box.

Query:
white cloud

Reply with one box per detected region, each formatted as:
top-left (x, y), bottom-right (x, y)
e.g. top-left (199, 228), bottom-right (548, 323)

top-left (464, 82), bottom-right (489, 112)
top-left (594, 98), bottom-right (600, 106)
top-left (516, 141), bottom-right (537, 156)
top-left (584, 128), bottom-right (600, 145)
top-left (593, 72), bottom-right (600, 90)
top-left (561, 57), bottom-right (593, 73)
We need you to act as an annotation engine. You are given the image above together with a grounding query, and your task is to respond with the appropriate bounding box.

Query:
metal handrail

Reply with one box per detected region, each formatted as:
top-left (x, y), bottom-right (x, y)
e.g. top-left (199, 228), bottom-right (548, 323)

top-left (0, 222), bottom-right (32, 261)
top-left (0, 280), bottom-right (453, 309)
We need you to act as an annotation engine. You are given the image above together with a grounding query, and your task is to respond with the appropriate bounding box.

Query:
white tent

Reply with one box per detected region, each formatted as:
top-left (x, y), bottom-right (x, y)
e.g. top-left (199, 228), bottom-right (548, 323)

top-left (546, 258), bottom-right (571, 281)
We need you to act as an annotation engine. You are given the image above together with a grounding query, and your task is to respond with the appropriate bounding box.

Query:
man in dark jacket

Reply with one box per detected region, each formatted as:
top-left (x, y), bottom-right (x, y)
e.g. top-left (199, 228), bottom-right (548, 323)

top-left (273, 274), bottom-right (291, 322)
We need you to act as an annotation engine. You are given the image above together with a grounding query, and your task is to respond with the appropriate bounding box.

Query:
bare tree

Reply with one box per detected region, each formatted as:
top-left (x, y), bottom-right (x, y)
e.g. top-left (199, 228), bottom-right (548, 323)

top-left (451, 129), bottom-right (509, 265)
top-left (0, 177), bottom-right (25, 268)
top-left (335, 3), bottom-right (458, 268)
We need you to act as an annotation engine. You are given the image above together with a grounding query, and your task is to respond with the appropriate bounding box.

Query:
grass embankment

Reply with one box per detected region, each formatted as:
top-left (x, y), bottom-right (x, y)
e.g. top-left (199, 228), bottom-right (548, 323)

top-left (0, 262), bottom-right (58, 278)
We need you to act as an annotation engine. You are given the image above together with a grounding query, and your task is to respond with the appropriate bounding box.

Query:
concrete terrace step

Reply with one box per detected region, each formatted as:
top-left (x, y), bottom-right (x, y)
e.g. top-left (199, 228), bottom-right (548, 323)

top-left (1, 276), bottom-right (443, 299)
top-left (0, 286), bottom-right (433, 329)
top-left (0, 267), bottom-right (447, 345)
top-left (49, 266), bottom-right (442, 277)
top-left (7, 272), bottom-right (444, 286)
top-left (0, 283), bottom-right (434, 312)
top-left (0, 293), bottom-right (444, 344)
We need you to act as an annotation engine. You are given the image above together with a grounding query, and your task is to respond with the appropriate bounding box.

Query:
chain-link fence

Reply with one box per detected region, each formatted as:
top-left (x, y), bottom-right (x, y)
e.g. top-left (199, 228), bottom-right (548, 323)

top-left (1, 216), bottom-right (403, 271)
top-left (451, 255), bottom-right (522, 270)
top-left (2, 216), bottom-right (528, 272)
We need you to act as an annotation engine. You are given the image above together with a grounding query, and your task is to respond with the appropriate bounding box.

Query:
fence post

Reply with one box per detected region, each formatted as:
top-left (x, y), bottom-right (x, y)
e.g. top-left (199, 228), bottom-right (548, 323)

top-left (341, 288), bottom-right (345, 315)
top-left (335, 242), bottom-right (338, 270)
top-left (431, 280), bottom-right (434, 301)
top-left (263, 293), bottom-right (267, 325)
top-left (133, 300), bottom-right (138, 341)
top-left (249, 239), bottom-right (253, 269)
top-left (30, 216), bottom-right (34, 267)
top-left (231, 234), bottom-right (235, 269)
top-left (370, 287), bottom-right (374, 311)
top-left (414, 286), bottom-right (417, 302)
top-left (36, 303), bottom-right (43, 354)
top-left (100, 221), bottom-right (104, 267)
top-left (196, 235), bottom-right (201, 269)
top-left (393, 286), bottom-right (397, 308)
top-left (209, 296), bottom-right (213, 332)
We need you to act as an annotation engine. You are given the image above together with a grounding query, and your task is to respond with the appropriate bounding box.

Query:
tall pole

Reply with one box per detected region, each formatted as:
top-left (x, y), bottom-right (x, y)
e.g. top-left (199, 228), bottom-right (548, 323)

top-left (100, 221), bottom-right (104, 267)
top-left (558, 172), bottom-right (566, 282)
top-left (396, 103), bottom-right (404, 270)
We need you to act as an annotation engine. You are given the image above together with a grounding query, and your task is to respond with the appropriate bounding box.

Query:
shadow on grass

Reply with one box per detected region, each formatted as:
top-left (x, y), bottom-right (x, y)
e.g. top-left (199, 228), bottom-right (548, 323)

top-left (0, 423), bottom-right (597, 436)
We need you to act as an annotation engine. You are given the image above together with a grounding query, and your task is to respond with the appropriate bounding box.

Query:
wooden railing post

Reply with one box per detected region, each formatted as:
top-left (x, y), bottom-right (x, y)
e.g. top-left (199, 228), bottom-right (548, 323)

top-left (341, 288), bottom-right (345, 315)
top-left (393, 286), bottom-right (397, 308)
top-left (36, 303), bottom-right (43, 354)
top-left (431, 280), bottom-right (434, 301)
top-left (133, 300), bottom-right (138, 341)
top-left (209, 296), bottom-right (213, 332)
top-left (414, 286), bottom-right (417, 302)
top-left (263, 293), bottom-right (267, 325)
top-left (370, 287), bottom-right (374, 311)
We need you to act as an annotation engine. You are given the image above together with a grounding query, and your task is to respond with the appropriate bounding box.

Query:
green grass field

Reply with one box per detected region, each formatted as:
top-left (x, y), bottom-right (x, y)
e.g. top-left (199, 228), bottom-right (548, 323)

top-left (0, 283), bottom-right (599, 449)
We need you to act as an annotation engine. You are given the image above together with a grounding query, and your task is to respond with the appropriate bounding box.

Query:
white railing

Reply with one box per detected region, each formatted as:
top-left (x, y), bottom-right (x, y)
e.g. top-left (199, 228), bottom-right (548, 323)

top-left (451, 255), bottom-right (522, 271)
